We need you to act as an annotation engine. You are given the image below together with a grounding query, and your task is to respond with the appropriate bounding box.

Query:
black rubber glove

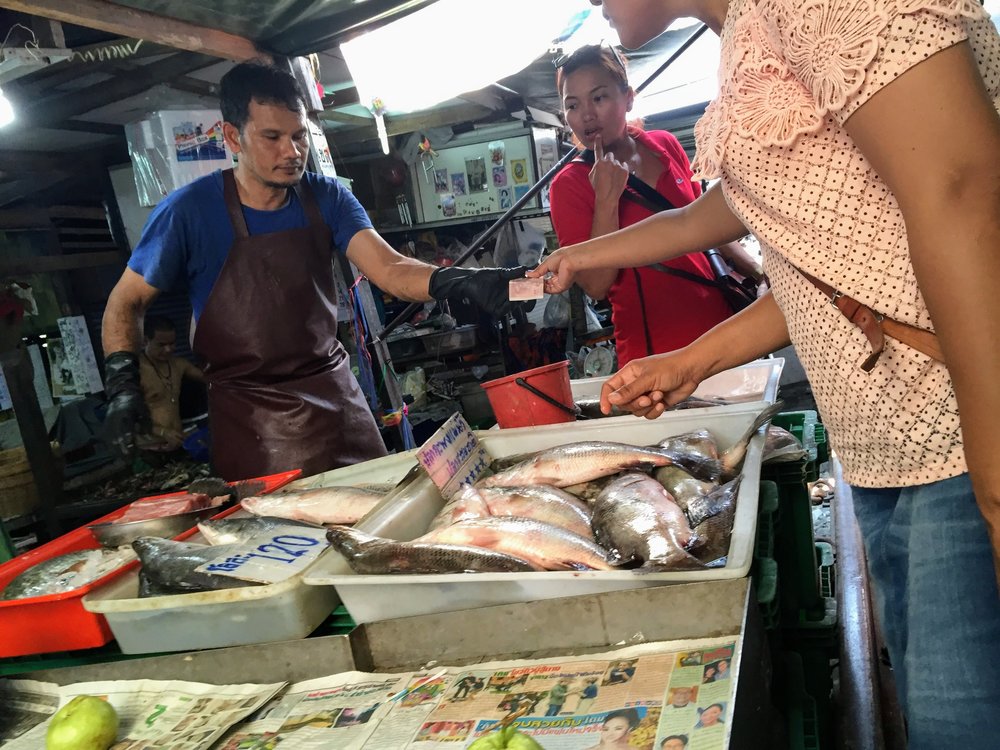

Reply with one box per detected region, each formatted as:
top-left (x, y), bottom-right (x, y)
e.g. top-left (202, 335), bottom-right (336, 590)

top-left (428, 266), bottom-right (528, 317)
top-left (103, 351), bottom-right (150, 459)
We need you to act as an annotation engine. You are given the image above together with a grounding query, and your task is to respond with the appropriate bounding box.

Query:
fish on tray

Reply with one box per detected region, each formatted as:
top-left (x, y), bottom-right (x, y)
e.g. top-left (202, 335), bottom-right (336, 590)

top-left (1, 548), bottom-right (136, 600)
top-left (478, 441), bottom-right (720, 489)
top-left (653, 465), bottom-right (716, 511)
top-left (691, 483), bottom-right (740, 566)
top-left (592, 473), bottom-right (699, 571)
top-left (241, 485), bottom-right (387, 525)
top-left (197, 516), bottom-right (324, 546)
top-left (656, 429), bottom-right (719, 461)
top-left (718, 401), bottom-right (784, 480)
top-left (326, 526), bottom-right (542, 574)
top-left (132, 537), bottom-right (261, 596)
top-left (430, 484), bottom-right (594, 539)
top-left (116, 492), bottom-right (222, 524)
top-left (418, 517), bottom-right (618, 571)
top-left (684, 478), bottom-right (741, 529)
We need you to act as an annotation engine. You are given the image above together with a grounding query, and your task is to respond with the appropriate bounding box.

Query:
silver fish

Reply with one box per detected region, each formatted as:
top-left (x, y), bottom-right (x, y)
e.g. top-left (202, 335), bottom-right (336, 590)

top-left (197, 516), bottom-right (323, 546)
top-left (653, 465), bottom-right (716, 511)
top-left (132, 537), bottom-right (260, 595)
top-left (479, 441), bottom-right (719, 489)
top-left (1, 548), bottom-right (135, 600)
top-left (241, 485), bottom-right (386, 525)
top-left (429, 484), bottom-right (491, 531)
top-left (656, 429), bottom-right (719, 461)
top-left (477, 485), bottom-right (594, 539)
top-left (575, 398), bottom-right (624, 420)
top-left (326, 525), bottom-right (541, 574)
top-left (691, 484), bottom-right (740, 565)
top-left (762, 425), bottom-right (807, 463)
top-left (592, 473), bottom-right (696, 570)
top-left (418, 517), bottom-right (617, 571)
top-left (719, 402), bottom-right (784, 479)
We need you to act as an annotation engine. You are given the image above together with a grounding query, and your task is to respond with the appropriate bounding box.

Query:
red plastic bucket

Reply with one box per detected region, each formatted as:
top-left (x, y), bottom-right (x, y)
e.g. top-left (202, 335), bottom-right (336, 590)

top-left (481, 361), bottom-right (575, 429)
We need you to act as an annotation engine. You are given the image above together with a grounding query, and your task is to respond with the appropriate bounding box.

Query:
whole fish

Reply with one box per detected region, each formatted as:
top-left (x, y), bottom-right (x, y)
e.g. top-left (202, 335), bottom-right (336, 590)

top-left (198, 516), bottom-right (323, 546)
top-left (666, 396), bottom-right (733, 410)
top-left (685, 478), bottom-right (741, 529)
top-left (656, 429), bottom-right (719, 461)
top-left (762, 425), bottom-right (807, 463)
top-left (653, 465), bottom-right (716, 510)
top-left (241, 485), bottom-right (386, 525)
top-left (132, 537), bottom-right (260, 595)
top-left (1, 548), bottom-right (135, 600)
top-left (592, 473), bottom-right (696, 570)
top-left (418, 517), bottom-right (617, 571)
top-left (575, 398), bottom-right (623, 420)
top-left (479, 441), bottom-right (719, 489)
top-left (691, 485), bottom-right (739, 565)
top-left (429, 484), bottom-right (491, 531)
top-left (477, 485), bottom-right (594, 539)
top-left (326, 525), bottom-right (541, 574)
top-left (719, 402), bottom-right (784, 480)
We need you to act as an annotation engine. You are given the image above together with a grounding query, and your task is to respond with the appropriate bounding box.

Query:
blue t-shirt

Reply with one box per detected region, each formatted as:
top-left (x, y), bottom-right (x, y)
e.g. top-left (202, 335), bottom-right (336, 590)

top-left (128, 170), bottom-right (372, 320)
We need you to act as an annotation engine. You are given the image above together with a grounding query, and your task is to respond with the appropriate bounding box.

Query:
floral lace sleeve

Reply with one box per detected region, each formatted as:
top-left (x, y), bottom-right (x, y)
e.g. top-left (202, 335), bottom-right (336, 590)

top-left (776, 0), bottom-right (991, 125)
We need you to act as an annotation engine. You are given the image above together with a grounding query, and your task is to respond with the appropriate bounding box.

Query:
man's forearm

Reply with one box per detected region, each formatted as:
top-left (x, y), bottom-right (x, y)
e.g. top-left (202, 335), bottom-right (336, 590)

top-left (102, 288), bottom-right (146, 355)
top-left (692, 291), bottom-right (791, 379)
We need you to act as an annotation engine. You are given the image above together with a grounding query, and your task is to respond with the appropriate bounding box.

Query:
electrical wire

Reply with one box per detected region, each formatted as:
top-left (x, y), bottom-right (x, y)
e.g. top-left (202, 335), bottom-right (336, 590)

top-left (71, 39), bottom-right (145, 63)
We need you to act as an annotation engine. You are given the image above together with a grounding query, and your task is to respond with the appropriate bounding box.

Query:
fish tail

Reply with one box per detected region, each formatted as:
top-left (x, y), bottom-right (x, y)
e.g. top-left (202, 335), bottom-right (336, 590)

top-left (661, 450), bottom-right (722, 483)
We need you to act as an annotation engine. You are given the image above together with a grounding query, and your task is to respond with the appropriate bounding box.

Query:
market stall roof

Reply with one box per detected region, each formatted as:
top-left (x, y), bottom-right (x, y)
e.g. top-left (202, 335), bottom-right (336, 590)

top-left (0, 0), bottom-right (712, 209)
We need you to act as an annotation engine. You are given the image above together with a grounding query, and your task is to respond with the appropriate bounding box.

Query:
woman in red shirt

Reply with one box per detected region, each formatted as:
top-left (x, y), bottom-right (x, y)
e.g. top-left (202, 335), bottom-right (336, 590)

top-left (548, 43), bottom-right (761, 367)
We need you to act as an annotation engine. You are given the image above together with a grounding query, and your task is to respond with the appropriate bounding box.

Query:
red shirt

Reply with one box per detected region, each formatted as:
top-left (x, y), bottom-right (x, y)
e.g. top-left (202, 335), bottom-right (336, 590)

top-left (548, 129), bottom-right (732, 367)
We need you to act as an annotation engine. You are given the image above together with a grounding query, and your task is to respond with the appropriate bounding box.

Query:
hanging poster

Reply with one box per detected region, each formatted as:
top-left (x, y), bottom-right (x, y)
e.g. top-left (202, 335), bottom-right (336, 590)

top-left (433, 168), bottom-right (449, 193)
top-left (510, 158), bottom-right (529, 185)
top-left (465, 158), bottom-right (488, 192)
top-left (492, 165), bottom-right (507, 187)
top-left (47, 339), bottom-right (80, 398)
top-left (172, 118), bottom-right (227, 162)
top-left (488, 140), bottom-right (506, 165)
top-left (450, 173), bottom-right (466, 196)
top-left (498, 187), bottom-right (512, 210)
top-left (57, 316), bottom-right (104, 394)
top-left (442, 194), bottom-right (457, 217)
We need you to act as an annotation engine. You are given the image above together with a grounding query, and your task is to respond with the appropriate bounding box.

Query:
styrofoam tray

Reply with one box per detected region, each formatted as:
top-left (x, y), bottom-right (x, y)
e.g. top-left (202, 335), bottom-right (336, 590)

top-left (304, 402), bottom-right (770, 624)
top-left (80, 460), bottom-right (424, 654)
top-left (570, 357), bottom-right (784, 405)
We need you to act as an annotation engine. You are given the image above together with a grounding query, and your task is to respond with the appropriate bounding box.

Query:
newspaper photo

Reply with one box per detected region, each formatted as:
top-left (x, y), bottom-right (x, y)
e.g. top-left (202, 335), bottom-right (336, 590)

top-left (0, 678), bottom-right (285, 750)
top-left (213, 637), bottom-right (739, 750)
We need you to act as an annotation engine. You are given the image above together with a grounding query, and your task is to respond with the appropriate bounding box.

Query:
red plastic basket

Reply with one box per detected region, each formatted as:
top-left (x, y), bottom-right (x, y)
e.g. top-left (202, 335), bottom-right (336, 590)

top-left (0, 469), bottom-right (300, 657)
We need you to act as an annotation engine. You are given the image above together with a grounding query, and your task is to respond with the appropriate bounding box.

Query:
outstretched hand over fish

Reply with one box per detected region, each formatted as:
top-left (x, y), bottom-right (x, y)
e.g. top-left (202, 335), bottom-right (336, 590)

top-left (600, 349), bottom-right (706, 419)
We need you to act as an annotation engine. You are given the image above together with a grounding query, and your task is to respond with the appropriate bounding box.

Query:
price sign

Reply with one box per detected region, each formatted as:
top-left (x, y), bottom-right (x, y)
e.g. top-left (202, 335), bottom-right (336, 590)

top-left (195, 524), bottom-right (329, 584)
top-left (416, 413), bottom-right (490, 499)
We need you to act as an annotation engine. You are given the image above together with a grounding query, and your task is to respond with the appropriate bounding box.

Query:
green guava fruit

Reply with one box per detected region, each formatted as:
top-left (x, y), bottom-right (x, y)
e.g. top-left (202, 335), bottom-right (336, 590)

top-left (45, 695), bottom-right (119, 750)
top-left (468, 724), bottom-right (545, 749)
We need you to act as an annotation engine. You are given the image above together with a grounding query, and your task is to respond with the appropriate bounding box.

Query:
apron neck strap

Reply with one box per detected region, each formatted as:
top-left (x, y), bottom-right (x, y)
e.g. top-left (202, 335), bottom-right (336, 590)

top-left (222, 168), bottom-right (251, 239)
top-left (222, 169), bottom-right (324, 238)
top-left (292, 178), bottom-right (324, 228)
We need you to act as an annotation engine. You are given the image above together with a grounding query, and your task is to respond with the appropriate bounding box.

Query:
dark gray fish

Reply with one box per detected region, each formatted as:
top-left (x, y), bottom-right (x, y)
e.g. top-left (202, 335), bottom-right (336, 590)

top-left (132, 537), bottom-right (261, 595)
top-left (592, 473), bottom-right (697, 570)
top-left (418, 517), bottom-right (618, 571)
top-left (480, 441), bottom-right (720, 488)
top-left (762, 425), bottom-right (807, 463)
top-left (197, 516), bottom-right (323, 546)
top-left (720, 401), bottom-right (784, 479)
top-left (326, 525), bottom-right (541, 574)
top-left (655, 429), bottom-right (719, 461)
top-left (1, 548), bottom-right (135, 600)
top-left (575, 398), bottom-right (624, 420)
top-left (666, 396), bottom-right (734, 410)
top-left (685, 478), bottom-right (741, 528)
top-left (652, 465), bottom-right (717, 511)
top-left (691, 486), bottom-right (739, 565)
top-left (187, 476), bottom-right (266, 503)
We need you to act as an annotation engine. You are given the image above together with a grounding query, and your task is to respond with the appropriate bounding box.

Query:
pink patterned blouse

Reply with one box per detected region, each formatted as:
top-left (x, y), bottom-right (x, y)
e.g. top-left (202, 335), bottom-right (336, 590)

top-left (693, 0), bottom-right (1000, 486)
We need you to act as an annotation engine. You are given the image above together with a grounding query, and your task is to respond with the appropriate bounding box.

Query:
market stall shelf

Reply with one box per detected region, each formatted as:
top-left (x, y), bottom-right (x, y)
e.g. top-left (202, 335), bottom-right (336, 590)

top-left (0, 471), bottom-right (300, 658)
top-left (305, 403), bottom-right (770, 624)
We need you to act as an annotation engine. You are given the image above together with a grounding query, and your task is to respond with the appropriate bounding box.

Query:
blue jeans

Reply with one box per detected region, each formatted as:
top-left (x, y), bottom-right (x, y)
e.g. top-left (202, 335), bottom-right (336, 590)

top-left (545, 703), bottom-right (562, 716)
top-left (852, 474), bottom-right (1000, 749)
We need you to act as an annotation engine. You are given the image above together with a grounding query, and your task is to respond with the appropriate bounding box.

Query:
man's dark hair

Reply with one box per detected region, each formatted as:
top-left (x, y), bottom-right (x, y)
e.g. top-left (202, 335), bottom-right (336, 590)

top-left (219, 61), bottom-right (307, 132)
top-left (661, 736), bottom-right (688, 748)
top-left (143, 315), bottom-right (176, 340)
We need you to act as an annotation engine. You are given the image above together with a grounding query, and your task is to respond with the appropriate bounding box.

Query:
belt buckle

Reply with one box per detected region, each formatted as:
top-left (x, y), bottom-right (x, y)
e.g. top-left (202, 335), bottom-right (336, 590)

top-left (828, 290), bottom-right (843, 306)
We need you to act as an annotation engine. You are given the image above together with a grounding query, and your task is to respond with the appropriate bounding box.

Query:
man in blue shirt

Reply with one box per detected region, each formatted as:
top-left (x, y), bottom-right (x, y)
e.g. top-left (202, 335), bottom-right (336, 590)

top-left (101, 61), bottom-right (525, 480)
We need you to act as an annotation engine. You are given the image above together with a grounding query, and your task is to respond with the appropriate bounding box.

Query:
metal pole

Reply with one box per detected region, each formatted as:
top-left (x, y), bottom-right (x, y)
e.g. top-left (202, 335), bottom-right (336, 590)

top-left (634, 24), bottom-right (709, 95)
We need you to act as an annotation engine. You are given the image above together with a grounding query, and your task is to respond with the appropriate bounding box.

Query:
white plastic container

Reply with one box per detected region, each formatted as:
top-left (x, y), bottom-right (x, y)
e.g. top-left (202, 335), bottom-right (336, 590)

top-left (305, 402), bottom-right (770, 624)
top-left (82, 454), bottom-right (426, 654)
top-left (570, 357), bottom-right (784, 404)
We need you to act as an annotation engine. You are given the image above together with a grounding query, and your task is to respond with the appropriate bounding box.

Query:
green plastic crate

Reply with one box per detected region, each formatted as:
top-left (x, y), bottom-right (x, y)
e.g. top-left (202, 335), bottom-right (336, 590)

top-left (754, 556), bottom-right (780, 630)
top-left (780, 651), bottom-right (822, 750)
top-left (755, 481), bottom-right (779, 561)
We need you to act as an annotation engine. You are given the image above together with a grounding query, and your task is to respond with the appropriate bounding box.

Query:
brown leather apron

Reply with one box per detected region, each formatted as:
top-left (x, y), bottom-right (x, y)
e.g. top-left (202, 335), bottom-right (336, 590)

top-left (192, 169), bottom-right (387, 480)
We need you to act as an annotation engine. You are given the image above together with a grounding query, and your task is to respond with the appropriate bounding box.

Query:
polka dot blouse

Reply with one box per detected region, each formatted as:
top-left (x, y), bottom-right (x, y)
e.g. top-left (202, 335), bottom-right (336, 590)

top-left (693, 0), bottom-right (1000, 486)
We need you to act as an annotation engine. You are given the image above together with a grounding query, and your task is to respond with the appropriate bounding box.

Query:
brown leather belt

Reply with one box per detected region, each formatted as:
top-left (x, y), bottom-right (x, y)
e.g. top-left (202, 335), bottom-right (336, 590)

top-left (796, 267), bottom-right (945, 371)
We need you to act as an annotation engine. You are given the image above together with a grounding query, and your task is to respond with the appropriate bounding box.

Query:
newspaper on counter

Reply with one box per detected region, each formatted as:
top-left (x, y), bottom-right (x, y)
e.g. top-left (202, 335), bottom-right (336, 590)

top-left (0, 678), bottom-right (285, 750)
top-left (214, 637), bottom-right (739, 750)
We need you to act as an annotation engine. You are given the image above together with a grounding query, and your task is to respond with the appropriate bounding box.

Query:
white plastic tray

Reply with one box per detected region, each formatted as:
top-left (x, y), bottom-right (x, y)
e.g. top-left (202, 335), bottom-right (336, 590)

top-left (570, 357), bottom-right (784, 405)
top-left (82, 452), bottom-right (429, 654)
top-left (305, 402), bottom-right (769, 624)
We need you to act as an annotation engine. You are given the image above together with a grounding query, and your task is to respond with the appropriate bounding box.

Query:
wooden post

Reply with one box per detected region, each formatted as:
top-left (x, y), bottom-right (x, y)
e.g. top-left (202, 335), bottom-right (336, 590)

top-left (0, 347), bottom-right (62, 540)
